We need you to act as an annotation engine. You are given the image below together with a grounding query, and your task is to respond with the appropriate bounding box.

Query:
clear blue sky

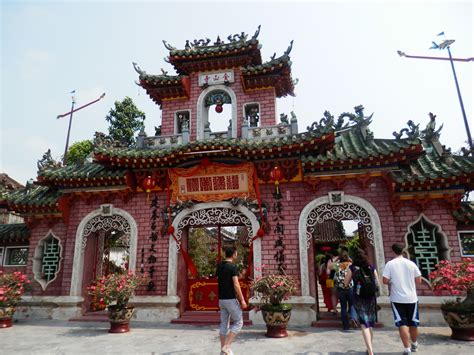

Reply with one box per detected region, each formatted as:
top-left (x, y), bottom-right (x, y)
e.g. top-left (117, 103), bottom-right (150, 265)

top-left (1, 0), bottom-right (472, 184)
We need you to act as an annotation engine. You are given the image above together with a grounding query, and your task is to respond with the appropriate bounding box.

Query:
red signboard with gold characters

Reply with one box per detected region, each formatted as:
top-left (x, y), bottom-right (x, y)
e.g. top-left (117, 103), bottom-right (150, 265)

top-left (169, 161), bottom-right (256, 203)
top-left (188, 278), bottom-right (250, 311)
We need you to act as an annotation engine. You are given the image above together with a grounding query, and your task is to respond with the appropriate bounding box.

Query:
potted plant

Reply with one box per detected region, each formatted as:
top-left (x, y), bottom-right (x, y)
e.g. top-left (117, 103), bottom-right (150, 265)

top-left (429, 258), bottom-right (474, 341)
top-left (0, 271), bottom-right (30, 328)
top-left (87, 271), bottom-right (148, 333)
top-left (250, 269), bottom-right (297, 338)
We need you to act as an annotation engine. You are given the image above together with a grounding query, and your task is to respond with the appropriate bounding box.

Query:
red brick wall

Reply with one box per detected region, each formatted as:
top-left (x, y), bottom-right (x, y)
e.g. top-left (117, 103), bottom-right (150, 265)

top-left (21, 176), bottom-right (462, 300)
top-left (258, 178), bottom-right (461, 297)
top-left (23, 192), bottom-right (171, 298)
top-left (160, 70), bottom-right (277, 138)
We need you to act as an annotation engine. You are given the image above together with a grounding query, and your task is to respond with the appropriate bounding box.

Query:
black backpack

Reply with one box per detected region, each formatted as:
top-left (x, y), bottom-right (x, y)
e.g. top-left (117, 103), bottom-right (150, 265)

top-left (356, 266), bottom-right (377, 298)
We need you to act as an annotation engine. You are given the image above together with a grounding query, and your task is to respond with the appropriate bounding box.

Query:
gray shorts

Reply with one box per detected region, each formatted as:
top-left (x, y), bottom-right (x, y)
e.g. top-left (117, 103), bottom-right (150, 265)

top-left (219, 299), bottom-right (243, 336)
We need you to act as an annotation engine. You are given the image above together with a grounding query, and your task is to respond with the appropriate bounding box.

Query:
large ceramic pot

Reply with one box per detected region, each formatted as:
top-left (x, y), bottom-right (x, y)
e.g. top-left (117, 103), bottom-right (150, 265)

top-left (440, 289), bottom-right (474, 341)
top-left (261, 304), bottom-right (292, 338)
top-left (107, 305), bottom-right (135, 333)
top-left (0, 306), bottom-right (15, 329)
top-left (441, 306), bottom-right (474, 341)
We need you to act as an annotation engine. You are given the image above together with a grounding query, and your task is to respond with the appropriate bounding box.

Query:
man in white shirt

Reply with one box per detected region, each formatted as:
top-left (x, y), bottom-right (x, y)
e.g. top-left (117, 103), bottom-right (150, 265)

top-left (383, 243), bottom-right (422, 354)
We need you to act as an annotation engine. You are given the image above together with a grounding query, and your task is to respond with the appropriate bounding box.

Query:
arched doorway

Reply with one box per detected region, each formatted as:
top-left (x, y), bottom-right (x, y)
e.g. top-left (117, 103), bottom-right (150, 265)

top-left (196, 85), bottom-right (238, 139)
top-left (70, 205), bottom-right (138, 308)
top-left (167, 202), bottom-right (261, 313)
top-left (298, 193), bottom-right (386, 298)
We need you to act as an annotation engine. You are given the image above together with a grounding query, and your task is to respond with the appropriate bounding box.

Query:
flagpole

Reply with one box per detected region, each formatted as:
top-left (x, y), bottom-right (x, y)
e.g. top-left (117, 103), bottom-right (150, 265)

top-left (398, 34), bottom-right (473, 151)
top-left (58, 92), bottom-right (106, 165)
top-left (63, 93), bottom-right (76, 165)
top-left (446, 44), bottom-right (473, 150)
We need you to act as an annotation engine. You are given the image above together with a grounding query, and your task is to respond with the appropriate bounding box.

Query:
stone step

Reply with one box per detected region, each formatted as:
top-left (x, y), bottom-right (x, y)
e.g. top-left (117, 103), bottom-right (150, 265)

top-left (171, 311), bottom-right (252, 326)
top-left (69, 311), bottom-right (108, 322)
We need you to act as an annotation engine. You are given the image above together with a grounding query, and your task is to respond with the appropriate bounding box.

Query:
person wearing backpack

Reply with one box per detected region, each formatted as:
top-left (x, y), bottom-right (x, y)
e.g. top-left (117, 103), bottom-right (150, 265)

top-left (334, 250), bottom-right (357, 330)
top-left (344, 249), bottom-right (379, 355)
top-left (382, 243), bottom-right (422, 355)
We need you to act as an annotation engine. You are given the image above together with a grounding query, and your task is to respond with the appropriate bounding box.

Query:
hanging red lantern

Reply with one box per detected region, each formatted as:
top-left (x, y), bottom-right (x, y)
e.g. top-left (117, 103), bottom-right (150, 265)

top-left (142, 175), bottom-right (156, 193)
top-left (215, 104), bottom-right (223, 113)
top-left (269, 166), bottom-right (283, 197)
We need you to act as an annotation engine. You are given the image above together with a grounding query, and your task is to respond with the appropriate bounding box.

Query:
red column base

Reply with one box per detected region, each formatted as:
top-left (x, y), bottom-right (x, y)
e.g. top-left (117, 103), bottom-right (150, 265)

top-left (0, 318), bottom-right (13, 328)
top-left (108, 321), bottom-right (130, 333)
top-left (265, 324), bottom-right (288, 338)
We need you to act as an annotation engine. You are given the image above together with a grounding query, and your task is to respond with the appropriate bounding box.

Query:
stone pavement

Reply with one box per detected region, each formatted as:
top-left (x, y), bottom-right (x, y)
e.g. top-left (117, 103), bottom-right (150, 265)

top-left (1, 320), bottom-right (473, 355)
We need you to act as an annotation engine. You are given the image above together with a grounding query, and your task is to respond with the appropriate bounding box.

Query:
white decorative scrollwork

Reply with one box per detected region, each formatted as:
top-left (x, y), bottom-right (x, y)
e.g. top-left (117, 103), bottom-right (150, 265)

top-left (82, 215), bottom-right (131, 250)
top-left (176, 207), bottom-right (252, 253)
top-left (306, 203), bottom-right (373, 248)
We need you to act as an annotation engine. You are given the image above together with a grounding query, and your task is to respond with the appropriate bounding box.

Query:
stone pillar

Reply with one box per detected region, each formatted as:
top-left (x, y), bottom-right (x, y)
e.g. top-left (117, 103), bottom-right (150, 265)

top-left (137, 129), bottom-right (147, 148)
top-left (241, 119), bottom-right (249, 139)
top-left (290, 112), bottom-right (298, 135)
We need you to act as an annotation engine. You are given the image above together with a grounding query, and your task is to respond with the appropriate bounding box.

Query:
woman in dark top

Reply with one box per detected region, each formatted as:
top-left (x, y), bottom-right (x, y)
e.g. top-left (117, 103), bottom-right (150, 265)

top-left (344, 249), bottom-right (378, 355)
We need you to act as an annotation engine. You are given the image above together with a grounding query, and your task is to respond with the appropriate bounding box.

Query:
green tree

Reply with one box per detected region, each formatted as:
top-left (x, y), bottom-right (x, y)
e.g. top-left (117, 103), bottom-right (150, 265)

top-left (105, 97), bottom-right (145, 147)
top-left (66, 140), bottom-right (93, 165)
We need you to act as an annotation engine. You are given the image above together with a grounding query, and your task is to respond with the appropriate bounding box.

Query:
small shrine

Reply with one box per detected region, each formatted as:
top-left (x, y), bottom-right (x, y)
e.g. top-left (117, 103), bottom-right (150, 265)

top-left (1, 27), bottom-right (473, 326)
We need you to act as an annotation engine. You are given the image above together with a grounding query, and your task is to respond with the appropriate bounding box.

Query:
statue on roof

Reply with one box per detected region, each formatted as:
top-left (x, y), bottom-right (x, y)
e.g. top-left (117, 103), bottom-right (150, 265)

top-left (339, 105), bottom-right (370, 125)
top-left (163, 40), bottom-right (176, 51)
top-left (421, 112), bottom-right (443, 141)
top-left (192, 38), bottom-right (211, 47)
top-left (307, 111), bottom-right (335, 133)
top-left (132, 62), bottom-right (146, 75)
top-left (37, 149), bottom-right (61, 171)
top-left (252, 25), bottom-right (261, 40)
top-left (284, 40), bottom-right (294, 57)
top-left (393, 120), bottom-right (420, 140)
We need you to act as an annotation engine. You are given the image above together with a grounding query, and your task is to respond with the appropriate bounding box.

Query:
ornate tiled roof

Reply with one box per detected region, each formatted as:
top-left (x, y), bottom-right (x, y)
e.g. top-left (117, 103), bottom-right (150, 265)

top-left (0, 223), bottom-right (30, 243)
top-left (302, 129), bottom-right (421, 169)
top-left (37, 162), bottom-right (127, 187)
top-left (164, 27), bottom-right (263, 75)
top-left (453, 202), bottom-right (474, 224)
top-left (392, 152), bottom-right (474, 185)
top-left (241, 41), bottom-right (294, 97)
top-left (5, 185), bottom-right (62, 211)
top-left (133, 63), bottom-right (190, 107)
top-left (95, 130), bottom-right (334, 168)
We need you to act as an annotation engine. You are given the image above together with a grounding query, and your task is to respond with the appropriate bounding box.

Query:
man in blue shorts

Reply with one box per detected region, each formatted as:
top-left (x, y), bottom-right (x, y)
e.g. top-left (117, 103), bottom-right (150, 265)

top-left (383, 243), bottom-right (422, 354)
top-left (216, 246), bottom-right (247, 355)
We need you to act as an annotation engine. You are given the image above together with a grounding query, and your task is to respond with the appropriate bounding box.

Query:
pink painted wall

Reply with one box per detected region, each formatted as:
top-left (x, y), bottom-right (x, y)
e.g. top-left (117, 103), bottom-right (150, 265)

top-left (20, 176), bottom-right (463, 301)
top-left (160, 70), bottom-right (276, 138)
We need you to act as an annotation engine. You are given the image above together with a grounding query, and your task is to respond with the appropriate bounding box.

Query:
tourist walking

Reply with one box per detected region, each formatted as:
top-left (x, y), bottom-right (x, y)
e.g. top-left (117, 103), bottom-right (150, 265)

top-left (319, 254), bottom-right (334, 312)
top-left (334, 250), bottom-right (357, 330)
top-left (216, 246), bottom-right (247, 355)
top-left (344, 249), bottom-right (379, 355)
top-left (382, 243), bottom-right (422, 354)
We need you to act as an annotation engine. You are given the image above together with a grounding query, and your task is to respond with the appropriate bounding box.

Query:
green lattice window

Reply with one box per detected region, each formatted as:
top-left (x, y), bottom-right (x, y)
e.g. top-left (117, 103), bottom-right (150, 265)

top-left (33, 232), bottom-right (62, 290)
top-left (4, 247), bottom-right (28, 266)
top-left (405, 215), bottom-right (449, 280)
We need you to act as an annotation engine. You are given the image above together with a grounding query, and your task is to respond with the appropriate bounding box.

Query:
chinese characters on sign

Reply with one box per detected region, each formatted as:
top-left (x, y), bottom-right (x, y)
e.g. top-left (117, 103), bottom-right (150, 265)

top-left (182, 174), bottom-right (243, 195)
top-left (198, 71), bottom-right (234, 87)
top-left (170, 162), bottom-right (256, 203)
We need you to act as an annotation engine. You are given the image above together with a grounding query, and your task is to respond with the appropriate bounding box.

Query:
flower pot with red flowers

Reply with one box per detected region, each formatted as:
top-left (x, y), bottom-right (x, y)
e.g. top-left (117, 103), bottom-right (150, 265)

top-left (87, 271), bottom-right (148, 333)
top-left (0, 271), bottom-right (30, 328)
top-left (250, 271), bottom-right (297, 338)
top-left (430, 258), bottom-right (474, 341)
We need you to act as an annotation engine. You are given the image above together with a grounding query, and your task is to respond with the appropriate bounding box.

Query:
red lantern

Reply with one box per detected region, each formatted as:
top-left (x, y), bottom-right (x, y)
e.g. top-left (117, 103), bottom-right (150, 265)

top-left (270, 166), bottom-right (283, 184)
top-left (269, 166), bottom-right (283, 197)
top-left (142, 175), bottom-right (156, 193)
top-left (215, 104), bottom-right (223, 113)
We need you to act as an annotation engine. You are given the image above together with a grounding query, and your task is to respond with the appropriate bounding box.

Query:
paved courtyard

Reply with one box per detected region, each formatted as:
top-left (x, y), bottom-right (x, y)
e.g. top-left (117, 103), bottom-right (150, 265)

top-left (1, 320), bottom-right (473, 355)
